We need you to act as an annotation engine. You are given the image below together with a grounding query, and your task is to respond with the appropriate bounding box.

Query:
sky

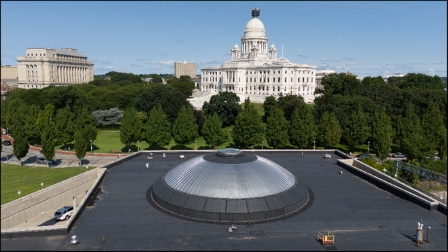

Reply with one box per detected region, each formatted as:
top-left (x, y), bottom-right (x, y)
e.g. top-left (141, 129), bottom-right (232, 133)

top-left (1, 1), bottom-right (447, 78)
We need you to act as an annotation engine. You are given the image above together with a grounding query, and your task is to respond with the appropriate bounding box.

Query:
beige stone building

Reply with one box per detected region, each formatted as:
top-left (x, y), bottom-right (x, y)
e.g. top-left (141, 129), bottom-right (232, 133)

top-left (1, 65), bottom-right (19, 100)
top-left (16, 48), bottom-right (94, 89)
top-left (174, 61), bottom-right (196, 79)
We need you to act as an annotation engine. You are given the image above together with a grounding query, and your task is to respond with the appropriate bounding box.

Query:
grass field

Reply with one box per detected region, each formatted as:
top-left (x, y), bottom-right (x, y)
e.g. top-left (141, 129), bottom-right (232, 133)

top-left (1, 164), bottom-right (89, 205)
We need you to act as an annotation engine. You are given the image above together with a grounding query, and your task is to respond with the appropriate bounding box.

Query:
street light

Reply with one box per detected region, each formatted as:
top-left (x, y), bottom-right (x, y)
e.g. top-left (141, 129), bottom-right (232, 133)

top-left (367, 141), bottom-right (370, 154)
top-left (18, 190), bottom-right (21, 199)
top-left (90, 139), bottom-right (93, 155)
top-left (137, 140), bottom-right (140, 152)
top-left (195, 139), bottom-right (197, 150)
top-left (313, 140), bottom-right (316, 150)
top-left (41, 182), bottom-right (44, 190)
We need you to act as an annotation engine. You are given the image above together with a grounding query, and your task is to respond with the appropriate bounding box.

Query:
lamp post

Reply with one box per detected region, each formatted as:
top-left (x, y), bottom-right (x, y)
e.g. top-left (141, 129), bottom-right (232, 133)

top-left (262, 140), bottom-right (264, 150)
top-left (41, 182), bottom-right (44, 190)
top-left (367, 141), bottom-right (370, 154)
top-left (313, 140), bottom-right (316, 150)
top-left (85, 165), bottom-right (88, 172)
top-left (18, 190), bottom-right (21, 199)
top-left (137, 140), bottom-right (140, 152)
top-left (90, 139), bottom-right (93, 155)
top-left (195, 139), bottom-right (197, 150)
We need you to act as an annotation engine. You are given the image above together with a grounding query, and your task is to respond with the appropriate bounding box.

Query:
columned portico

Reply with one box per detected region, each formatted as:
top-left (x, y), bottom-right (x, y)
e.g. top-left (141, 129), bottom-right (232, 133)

top-left (17, 48), bottom-right (94, 89)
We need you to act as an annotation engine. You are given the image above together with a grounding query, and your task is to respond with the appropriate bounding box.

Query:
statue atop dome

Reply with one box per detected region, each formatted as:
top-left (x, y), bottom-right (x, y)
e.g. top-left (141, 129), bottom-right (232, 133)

top-left (252, 8), bottom-right (260, 18)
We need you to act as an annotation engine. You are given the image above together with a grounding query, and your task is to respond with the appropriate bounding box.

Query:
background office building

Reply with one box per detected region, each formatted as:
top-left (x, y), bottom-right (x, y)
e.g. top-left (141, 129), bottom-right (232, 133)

top-left (174, 61), bottom-right (197, 79)
top-left (1, 64), bottom-right (19, 100)
top-left (16, 48), bottom-right (94, 89)
top-left (200, 8), bottom-right (317, 104)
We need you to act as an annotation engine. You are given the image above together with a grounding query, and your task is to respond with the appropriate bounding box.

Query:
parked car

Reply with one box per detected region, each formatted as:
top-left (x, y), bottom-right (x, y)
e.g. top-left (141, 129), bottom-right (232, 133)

top-left (3, 140), bottom-right (11, 146)
top-left (54, 206), bottom-right (74, 221)
top-left (323, 154), bottom-right (331, 159)
top-left (36, 157), bottom-right (56, 165)
top-left (392, 152), bottom-right (405, 158)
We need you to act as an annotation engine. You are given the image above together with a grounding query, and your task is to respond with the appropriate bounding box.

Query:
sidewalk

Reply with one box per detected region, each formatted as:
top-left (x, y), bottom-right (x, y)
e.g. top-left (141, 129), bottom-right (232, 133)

top-left (1, 134), bottom-right (129, 168)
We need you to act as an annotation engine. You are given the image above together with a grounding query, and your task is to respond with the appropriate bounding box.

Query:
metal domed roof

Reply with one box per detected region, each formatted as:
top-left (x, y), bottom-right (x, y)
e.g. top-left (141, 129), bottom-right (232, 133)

top-left (150, 149), bottom-right (311, 223)
top-left (164, 151), bottom-right (296, 199)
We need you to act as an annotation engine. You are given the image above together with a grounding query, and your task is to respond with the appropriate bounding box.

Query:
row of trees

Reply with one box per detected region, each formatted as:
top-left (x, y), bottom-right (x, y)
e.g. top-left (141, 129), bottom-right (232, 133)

top-left (2, 99), bottom-right (97, 166)
top-left (1, 71), bottom-right (446, 167)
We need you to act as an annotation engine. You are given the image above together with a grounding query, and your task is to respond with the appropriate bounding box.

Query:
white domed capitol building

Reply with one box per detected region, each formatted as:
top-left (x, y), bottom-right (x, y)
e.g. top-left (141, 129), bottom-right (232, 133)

top-left (199, 8), bottom-right (317, 104)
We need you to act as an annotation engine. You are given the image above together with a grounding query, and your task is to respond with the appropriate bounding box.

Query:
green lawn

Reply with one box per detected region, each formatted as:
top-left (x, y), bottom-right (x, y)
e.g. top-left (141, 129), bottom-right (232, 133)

top-left (1, 164), bottom-right (89, 205)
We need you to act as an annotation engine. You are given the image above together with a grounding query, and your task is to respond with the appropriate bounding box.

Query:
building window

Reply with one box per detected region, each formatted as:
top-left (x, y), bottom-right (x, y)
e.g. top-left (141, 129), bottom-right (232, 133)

top-left (285, 77), bottom-right (287, 83)
top-left (278, 77), bottom-right (280, 82)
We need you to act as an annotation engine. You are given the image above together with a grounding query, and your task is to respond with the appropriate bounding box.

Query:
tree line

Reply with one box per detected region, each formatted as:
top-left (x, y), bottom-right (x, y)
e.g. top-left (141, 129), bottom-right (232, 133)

top-left (1, 72), bottom-right (446, 169)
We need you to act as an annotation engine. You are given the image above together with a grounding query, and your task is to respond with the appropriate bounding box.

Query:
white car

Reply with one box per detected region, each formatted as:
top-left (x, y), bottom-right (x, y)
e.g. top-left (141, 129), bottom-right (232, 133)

top-left (54, 206), bottom-right (74, 221)
top-left (323, 154), bottom-right (331, 159)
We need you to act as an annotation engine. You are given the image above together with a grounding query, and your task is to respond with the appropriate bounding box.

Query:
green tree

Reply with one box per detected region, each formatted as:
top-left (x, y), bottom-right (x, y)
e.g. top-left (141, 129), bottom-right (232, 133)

top-left (120, 107), bottom-right (142, 152)
top-left (396, 104), bottom-right (425, 151)
top-left (91, 108), bottom-right (124, 126)
top-left (203, 91), bottom-right (242, 127)
top-left (6, 101), bottom-right (29, 166)
top-left (232, 98), bottom-right (264, 148)
top-left (39, 104), bottom-right (56, 167)
top-left (12, 129), bottom-right (29, 166)
top-left (172, 106), bottom-right (199, 146)
top-left (343, 107), bottom-right (370, 152)
top-left (193, 109), bottom-right (205, 136)
top-left (55, 105), bottom-right (75, 150)
top-left (318, 112), bottom-right (342, 148)
top-left (421, 102), bottom-right (447, 160)
top-left (74, 108), bottom-right (97, 166)
top-left (41, 117), bottom-right (56, 167)
top-left (144, 105), bottom-right (172, 148)
top-left (262, 95), bottom-right (278, 123)
top-left (23, 104), bottom-right (41, 145)
top-left (289, 105), bottom-right (317, 149)
top-left (148, 74), bottom-right (163, 83)
top-left (170, 75), bottom-right (195, 97)
top-left (277, 94), bottom-right (305, 121)
top-left (160, 90), bottom-right (191, 125)
top-left (35, 104), bottom-right (56, 136)
top-left (202, 112), bottom-right (228, 148)
top-left (134, 84), bottom-right (172, 115)
top-left (371, 108), bottom-right (394, 161)
top-left (265, 106), bottom-right (289, 148)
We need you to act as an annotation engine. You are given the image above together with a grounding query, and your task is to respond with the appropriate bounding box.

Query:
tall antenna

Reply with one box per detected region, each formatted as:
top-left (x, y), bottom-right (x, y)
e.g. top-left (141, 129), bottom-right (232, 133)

top-left (282, 43), bottom-right (284, 58)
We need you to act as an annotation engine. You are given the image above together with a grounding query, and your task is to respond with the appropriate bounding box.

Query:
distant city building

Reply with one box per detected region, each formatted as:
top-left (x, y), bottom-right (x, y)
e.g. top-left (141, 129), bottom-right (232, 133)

top-left (1, 65), bottom-right (19, 101)
top-left (200, 8), bottom-right (317, 103)
top-left (174, 61), bottom-right (196, 79)
top-left (16, 48), bottom-right (94, 89)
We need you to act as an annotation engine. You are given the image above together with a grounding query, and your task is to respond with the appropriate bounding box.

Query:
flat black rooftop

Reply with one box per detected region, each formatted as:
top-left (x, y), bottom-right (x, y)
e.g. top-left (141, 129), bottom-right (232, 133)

top-left (2, 151), bottom-right (447, 251)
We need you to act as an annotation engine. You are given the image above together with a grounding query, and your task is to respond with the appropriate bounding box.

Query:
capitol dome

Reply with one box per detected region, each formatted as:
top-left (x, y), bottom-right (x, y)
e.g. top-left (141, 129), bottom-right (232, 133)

top-left (150, 148), bottom-right (311, 223)
top-left (243, 8), bottom-right (266, 38)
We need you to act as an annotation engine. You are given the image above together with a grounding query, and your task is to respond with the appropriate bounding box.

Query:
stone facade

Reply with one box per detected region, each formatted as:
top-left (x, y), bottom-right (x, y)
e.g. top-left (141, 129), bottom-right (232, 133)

top-left (1, 65), bottom-right (19, 101)
top-left (16, 48), bottom-right (94, 89)
top-left (200, 8), bottom-right (317, 104)
top-left (174, 61), bottom-right (196, 79)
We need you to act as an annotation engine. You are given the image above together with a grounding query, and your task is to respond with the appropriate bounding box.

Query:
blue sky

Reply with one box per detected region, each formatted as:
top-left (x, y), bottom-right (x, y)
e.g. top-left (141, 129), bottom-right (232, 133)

top-left (1, 1), bottom-right (447, 78)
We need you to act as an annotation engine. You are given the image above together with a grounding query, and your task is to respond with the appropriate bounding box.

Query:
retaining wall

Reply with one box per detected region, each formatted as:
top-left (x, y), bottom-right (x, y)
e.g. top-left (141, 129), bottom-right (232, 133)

top-left (1, 168), bottom-right (107, 238)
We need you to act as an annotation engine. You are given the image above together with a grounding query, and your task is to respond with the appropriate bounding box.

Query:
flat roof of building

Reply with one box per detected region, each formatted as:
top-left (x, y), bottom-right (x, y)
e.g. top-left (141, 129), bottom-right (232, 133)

top-left (1, 151), bottom-right (446, 251)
